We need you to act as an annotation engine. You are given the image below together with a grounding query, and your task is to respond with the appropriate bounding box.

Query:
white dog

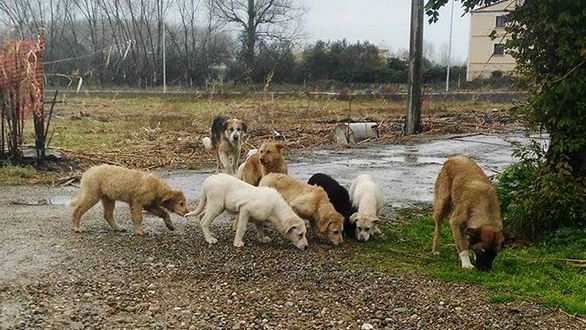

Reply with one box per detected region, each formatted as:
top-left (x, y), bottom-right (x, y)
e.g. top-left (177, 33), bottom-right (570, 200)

top-left (186, 174), bottom-right (309, 250)
top-left (349, 174), bottom-right (384, 242)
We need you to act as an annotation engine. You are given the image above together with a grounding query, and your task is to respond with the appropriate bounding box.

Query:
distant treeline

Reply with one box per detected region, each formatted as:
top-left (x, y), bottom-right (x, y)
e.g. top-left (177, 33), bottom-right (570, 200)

top-left (0, 0), bottom-right (464, 88)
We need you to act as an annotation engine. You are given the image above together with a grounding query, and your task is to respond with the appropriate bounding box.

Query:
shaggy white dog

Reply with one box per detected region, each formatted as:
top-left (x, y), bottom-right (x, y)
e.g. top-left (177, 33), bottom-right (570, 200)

top-left (349, 174), bottom-right (384, 242)
top-left (187, 174), bottom-right (309, 250)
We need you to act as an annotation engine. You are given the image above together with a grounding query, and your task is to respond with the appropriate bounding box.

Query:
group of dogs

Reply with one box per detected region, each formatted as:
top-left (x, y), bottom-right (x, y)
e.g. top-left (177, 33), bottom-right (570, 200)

top-left (70, 116), bottom-right (511, 271)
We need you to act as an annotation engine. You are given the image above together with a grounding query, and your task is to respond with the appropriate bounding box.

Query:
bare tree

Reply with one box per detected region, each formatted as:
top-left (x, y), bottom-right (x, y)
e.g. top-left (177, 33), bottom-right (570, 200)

top-left (209, 0), bottom-right (302, 81)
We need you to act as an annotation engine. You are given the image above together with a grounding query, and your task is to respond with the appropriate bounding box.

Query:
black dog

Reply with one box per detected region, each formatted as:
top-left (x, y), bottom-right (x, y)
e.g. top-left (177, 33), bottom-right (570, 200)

top-left (308, 173), bottom-right (357, 239)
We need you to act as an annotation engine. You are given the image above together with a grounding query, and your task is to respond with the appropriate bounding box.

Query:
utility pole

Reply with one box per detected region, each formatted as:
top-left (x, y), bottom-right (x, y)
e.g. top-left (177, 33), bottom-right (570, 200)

top-left (445, 0), bottom-right (455, 93)
top-left (406, 0), bottom-right (424, 135)
top-left (161, 0), bottom-right (167, 93)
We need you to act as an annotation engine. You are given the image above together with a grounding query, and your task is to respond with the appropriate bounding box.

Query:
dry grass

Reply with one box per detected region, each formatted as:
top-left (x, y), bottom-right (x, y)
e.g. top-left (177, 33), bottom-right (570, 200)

top-left (23, 95), bottom-right (520, 172)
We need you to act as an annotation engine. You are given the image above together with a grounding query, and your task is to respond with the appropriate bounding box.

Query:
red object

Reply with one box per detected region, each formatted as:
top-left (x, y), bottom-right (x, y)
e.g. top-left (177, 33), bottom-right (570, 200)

top-left (0, 37), bottom-right (45, 118)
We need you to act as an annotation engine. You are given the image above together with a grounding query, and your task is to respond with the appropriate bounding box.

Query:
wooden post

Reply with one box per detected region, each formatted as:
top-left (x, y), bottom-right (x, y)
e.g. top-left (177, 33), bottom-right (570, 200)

top-left (406, 0), bottom-right (424, 135)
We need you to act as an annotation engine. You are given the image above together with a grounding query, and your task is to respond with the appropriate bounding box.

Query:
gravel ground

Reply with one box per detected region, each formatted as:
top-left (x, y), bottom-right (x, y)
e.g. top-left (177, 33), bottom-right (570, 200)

top-left (0, 185), bottom-right (582, 330)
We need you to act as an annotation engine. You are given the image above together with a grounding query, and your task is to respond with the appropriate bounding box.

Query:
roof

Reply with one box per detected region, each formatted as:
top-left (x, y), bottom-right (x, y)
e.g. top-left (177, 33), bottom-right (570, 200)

top-left (471, 0), bottom-right (518, 13)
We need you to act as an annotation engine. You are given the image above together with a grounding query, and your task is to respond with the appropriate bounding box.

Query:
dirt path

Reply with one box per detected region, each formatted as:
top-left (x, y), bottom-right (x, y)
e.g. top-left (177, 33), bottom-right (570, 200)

top-left (0, 134), bottom-right (579, 329)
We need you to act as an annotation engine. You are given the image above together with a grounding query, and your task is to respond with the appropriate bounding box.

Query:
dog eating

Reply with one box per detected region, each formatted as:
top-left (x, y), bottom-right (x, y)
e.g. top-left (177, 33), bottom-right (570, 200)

top-left (432, 156), bottom-right (510, 271)
top-left (349, 174), bottom-right (384, 242)
top-left (70, 165), bottom-right (189, 235)
top-left (187, 174), bottom-right (309, 250)
top-left (259, 173), bottom-right (344, 246)
top-left (307, 173), bottom-right (357, 239)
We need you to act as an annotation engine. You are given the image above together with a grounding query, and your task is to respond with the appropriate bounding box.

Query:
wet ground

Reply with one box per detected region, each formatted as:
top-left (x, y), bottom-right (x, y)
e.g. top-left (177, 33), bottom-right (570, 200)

top-left (163, 132), bottom-right (548, 208)
top-left (2, 132), bottom-right (577, 330)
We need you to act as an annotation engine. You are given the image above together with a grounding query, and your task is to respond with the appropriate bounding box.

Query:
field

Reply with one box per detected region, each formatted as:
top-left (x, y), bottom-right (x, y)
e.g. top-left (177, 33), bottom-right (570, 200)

top-left (3, 94), bottom-right (521, 185)
top-left (3, 95), bottom-right (584, 328)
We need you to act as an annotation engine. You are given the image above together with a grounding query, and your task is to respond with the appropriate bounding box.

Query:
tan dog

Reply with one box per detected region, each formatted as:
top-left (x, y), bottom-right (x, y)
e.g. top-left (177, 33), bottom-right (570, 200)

top-left (202, 115), bottom-right (247, 175)
top-left (432, 156), bottom-right (509, 271)
top-left (259, 173), bottom-right (344, 245)
top-left (70, 165), bottom-right (189, 235)
top-left (237, 142), bottom-right (288, 186)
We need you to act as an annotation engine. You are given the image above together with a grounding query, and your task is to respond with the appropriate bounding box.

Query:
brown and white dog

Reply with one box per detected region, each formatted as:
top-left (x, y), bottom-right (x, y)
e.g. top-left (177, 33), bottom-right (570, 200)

top-left (70, 165), bottom-right (189, 235)
top-left (432, 156), bottom-right (510, 271)
top-left (202, 115), bottom-right (247, 175)
top-left (237, 142), bottom-right (288, 186)
top-left (259, 173), bottom-right (344, 246)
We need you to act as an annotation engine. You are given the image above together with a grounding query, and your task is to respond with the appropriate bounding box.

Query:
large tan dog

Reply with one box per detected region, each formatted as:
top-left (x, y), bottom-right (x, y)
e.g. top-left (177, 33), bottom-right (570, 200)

top-left (432, 156), bottom-right (509, 271)
top-left (259, 173), bottom-right (344, 245)
top-left (202, 115), bottom-right (247, 175)
top-left (237, 142), bottom-right (288, 186)
top-left (70, 165), bottom-right (189, 235)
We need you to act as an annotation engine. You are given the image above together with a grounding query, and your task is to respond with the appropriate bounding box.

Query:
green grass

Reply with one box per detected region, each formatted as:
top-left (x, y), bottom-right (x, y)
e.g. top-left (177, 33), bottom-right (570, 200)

top-left (347, 210), bottom-right (586, 316)
top-left (0, 164), bottom-right (54, 185)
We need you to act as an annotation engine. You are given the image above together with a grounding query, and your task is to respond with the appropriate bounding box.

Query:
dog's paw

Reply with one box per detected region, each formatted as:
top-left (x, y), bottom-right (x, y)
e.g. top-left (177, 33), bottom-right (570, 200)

top-left (206, 237), bottom-right (218, 244)
top-left (135, 229), bottom-right (146, 236)
top-left (462, 264), bottom-right (475, 270)
top-left (73, 226), bottom-right (84, 233)
top-left (113, 226), bottom-right (126, 232)
top-left (233, 241), bottom-right (245, 248)
top-left (257, 236), bottom-right (271, 243)
top-left (432, 250), bottom-right (440, 256)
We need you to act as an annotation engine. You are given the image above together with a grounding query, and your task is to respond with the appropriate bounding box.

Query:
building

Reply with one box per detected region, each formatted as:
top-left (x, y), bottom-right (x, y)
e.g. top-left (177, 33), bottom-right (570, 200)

top-left (467, 0), bottom-right (520, 80)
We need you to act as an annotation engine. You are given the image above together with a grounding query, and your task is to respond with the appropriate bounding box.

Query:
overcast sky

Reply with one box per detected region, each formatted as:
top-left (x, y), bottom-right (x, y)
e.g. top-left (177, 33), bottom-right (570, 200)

top-left (303, 0), bottom-right (470, 64)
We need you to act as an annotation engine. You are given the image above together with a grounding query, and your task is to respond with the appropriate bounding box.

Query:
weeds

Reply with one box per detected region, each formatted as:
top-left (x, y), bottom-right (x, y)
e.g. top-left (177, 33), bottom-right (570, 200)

top-left (347, 211), bottom-right (586, 316)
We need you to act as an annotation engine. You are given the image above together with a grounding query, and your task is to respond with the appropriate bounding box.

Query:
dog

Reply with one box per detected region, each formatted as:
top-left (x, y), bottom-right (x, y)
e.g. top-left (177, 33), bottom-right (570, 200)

top-left (307, 173), bottom-right (357, 239)
top-left (202, 115), bottom-right (247, 175)
top-left (70, 165), bottom-right (188, 235)
top-left (187, 174), bottom-right (309, 250)
top-left (349, 174), bottom-right (384, 242)
top-left (237, 142), bottom-right (288, 186)
top-left (259, 173), bottom-right (344, 246)
top-left (432, 156), bottom-right (510, 271)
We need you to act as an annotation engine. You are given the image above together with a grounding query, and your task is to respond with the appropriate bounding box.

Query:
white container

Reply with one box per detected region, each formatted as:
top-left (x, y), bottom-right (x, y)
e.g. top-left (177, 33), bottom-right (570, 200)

top-left (347, 122), bottom-right (379, 140)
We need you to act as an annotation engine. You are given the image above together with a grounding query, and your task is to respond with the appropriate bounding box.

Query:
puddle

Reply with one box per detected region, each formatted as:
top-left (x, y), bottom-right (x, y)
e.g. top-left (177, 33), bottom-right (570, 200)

top-left (164, 133), bottom-right (547, 208)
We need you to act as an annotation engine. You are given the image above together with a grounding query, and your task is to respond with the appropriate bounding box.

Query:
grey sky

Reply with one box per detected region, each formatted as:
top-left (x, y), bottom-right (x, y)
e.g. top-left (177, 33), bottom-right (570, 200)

top-left (303, 0), bottom-right (470, 64)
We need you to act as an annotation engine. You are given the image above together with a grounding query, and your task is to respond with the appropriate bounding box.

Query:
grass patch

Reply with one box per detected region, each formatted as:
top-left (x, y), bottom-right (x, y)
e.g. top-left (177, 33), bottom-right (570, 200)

top-left (0, 165), bottom-right (55, 185)
top-left (347, 210), bottom-right (586, 316)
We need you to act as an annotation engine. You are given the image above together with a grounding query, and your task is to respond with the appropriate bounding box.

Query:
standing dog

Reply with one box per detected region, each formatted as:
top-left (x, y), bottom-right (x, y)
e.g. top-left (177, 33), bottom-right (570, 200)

top-left (259, 173), bottom-right (344, 246)
top-left (349, 174), bottom-right (384, 242)
top-left (70, 165), bottom-right (189, 235)
top-left (187, 174), bottom-right (309, 250)
top-left (202, 115), bottom-right (247, 175)
top-left (307, 173), bottom-right (357, 239)
top-left (432, 156), bottom-right (509, 271)
top-left (237, 142), bottom-right (288, 186)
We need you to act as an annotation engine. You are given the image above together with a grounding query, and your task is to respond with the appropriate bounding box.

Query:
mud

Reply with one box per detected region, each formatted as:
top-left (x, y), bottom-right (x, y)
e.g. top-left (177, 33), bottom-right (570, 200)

top-left (163, 132), bottom-right (546, 208)
top-left (1, 132), bottom-right (572, 330)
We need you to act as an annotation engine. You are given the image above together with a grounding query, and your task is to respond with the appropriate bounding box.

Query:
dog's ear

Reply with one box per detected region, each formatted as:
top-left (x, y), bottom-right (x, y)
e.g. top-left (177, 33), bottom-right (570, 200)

top-left (465, 227), bottom-right (482, 243)
top-left (349, 212), bottom-right (359, 224)
top-left (222, 120), bottom-right (229, 131)
top-left (276, 143), bottom-right (284, 151)
top-left (503, 230), bottom-right (514, 246)
top-left (161, 190), bottom-right (182, 206)
top-left (319, 219), bottom-right (332, 234)
top-left (286, 224), bottom-right (299, 235)
top-left (371, 216), bottom-right (381, 224)
top-left (241, 122), bottom-right (248, 132)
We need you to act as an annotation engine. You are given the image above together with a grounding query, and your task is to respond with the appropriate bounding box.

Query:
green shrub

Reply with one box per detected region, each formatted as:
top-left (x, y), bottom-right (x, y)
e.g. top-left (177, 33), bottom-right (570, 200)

top-left (497, 144), bottom-right (586, 241)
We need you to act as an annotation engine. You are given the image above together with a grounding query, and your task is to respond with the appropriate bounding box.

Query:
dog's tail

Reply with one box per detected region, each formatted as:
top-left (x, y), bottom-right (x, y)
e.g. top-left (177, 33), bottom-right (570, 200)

top-left (245, 149), bottom-right (258, 159)
top-left (185, 194), bottom-right (207, 220)
top-left (202, 137), bottom-right (213, 151)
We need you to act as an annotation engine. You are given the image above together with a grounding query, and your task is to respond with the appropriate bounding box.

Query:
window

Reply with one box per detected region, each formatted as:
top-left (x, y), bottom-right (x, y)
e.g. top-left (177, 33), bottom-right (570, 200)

top-left (496, 16), bottom-right (506, 28)
top-left (493, 44), bottom-right (505, 55)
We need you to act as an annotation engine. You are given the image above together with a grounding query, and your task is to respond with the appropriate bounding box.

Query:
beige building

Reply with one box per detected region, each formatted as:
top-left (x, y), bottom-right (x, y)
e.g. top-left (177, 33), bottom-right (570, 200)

top-left (467, 0), bottom-right (520, 80)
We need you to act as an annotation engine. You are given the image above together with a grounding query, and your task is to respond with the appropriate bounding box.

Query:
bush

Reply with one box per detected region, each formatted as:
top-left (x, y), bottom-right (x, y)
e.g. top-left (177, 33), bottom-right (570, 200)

top-left (497, 143), bottom-right (586, 241)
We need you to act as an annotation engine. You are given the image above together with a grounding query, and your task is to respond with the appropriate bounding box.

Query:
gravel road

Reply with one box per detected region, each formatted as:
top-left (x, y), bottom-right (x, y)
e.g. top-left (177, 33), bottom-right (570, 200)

top-left (0, 134), bottom-right (580, 330)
